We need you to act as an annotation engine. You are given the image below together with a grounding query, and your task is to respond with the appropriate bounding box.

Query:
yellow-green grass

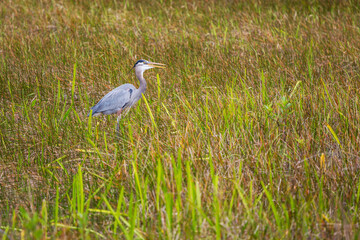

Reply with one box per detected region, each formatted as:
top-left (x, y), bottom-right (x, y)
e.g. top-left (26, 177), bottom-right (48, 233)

top-left (1, 0), bottom-right (360, 239)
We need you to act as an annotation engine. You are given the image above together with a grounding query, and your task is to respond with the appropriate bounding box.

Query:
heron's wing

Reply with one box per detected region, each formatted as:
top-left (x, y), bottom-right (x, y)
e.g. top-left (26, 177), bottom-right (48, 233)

top-left (88, 84), bottom-right (136, 116)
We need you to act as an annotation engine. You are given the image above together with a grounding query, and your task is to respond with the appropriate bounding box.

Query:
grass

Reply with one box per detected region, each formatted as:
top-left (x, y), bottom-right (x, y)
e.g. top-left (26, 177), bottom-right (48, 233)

top-left (1, 0), bottom-right (360, 239)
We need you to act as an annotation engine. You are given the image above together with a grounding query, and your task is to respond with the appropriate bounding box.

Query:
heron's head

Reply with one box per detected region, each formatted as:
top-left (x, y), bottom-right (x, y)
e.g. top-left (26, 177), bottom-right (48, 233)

top-left (133, 59), bottom-right (165, 72)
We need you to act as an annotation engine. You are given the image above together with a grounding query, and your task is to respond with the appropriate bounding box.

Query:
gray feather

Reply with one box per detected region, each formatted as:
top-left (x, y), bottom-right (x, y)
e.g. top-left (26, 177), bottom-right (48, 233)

top-left (88, 84), bottom-right (136, 116)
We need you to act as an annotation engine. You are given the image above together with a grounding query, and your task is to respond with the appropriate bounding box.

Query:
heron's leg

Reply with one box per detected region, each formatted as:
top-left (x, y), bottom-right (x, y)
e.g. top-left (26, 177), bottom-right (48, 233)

top-left (116, 109), bottom-right (122, 135)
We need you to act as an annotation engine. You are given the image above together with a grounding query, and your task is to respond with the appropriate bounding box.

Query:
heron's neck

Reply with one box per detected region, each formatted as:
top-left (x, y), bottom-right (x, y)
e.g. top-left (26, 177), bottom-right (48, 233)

top-left (135, 69), bottom-right (147, 92)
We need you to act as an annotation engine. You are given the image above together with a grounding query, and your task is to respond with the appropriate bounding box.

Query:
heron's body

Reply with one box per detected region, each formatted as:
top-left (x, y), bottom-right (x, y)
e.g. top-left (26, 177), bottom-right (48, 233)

top-left (88, 59), bottom-right (165, 133)
top-left (89, 83), bottom-right (138, 117)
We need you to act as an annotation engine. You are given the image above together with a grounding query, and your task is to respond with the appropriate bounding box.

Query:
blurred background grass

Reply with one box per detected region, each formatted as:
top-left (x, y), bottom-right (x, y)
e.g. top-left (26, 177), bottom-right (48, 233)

top-left (1, 0), bottom-right (360, 239)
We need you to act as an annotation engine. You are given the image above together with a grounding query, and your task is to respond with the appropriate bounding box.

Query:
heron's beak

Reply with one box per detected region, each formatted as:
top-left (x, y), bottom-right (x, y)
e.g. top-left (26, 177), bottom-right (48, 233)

top-left (148, 62), bottom-right (166, 69)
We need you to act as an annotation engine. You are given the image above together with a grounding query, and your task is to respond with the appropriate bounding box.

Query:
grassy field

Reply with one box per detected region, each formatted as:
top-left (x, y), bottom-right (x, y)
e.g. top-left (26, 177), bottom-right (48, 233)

top-left (1, 0), bottom-right (360, 239)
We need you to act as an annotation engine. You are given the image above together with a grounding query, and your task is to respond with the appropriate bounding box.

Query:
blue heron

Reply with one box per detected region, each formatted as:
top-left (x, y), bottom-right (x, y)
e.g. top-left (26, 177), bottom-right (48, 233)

top-left (88, 59), bottom-right (165, 133)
